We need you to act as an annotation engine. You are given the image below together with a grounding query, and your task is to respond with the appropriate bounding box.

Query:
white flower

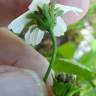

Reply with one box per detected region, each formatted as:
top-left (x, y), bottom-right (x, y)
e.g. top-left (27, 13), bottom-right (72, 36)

top-left (53, 16), bottom-right (67, 37)
top-left (8, 0), bottom-right (83, 46)
top-left (25, 26), bottom-right (44, 46)
top-left (8, 11), bottom-right (30, 34)
top-left (28, 0), bottom-right (50, 11)
top-left (55, 4), bottom-right (83, 15)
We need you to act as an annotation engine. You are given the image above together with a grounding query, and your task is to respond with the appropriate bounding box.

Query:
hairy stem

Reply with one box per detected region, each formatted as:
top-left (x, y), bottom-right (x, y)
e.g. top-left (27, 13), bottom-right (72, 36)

top-left (44, 30), bottom-right (57, 82)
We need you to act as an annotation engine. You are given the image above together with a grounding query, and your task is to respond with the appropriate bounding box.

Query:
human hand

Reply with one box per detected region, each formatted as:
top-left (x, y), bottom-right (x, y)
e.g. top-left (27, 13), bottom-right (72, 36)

top-left (0, 27), bottom-right (52, 96)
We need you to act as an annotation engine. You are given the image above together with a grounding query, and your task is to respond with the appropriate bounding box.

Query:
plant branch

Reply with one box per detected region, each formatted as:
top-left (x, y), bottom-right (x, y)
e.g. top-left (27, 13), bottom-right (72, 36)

top-left (44, 30), bottom-right (57, 82)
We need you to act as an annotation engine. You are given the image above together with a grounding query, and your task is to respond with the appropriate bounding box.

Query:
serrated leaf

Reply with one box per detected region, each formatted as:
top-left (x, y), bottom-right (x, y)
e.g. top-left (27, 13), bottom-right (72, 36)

top-left (53, 58), bottom-right (96, 81)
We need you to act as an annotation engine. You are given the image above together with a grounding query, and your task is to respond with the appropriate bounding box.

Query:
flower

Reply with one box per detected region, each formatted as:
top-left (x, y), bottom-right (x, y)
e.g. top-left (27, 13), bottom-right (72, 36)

top-left (25, 26), bottom-right (45, 45)
top-left (28, 0), bottom-right (50, 11)
top-left (8, 0), bottom-right (82, 46)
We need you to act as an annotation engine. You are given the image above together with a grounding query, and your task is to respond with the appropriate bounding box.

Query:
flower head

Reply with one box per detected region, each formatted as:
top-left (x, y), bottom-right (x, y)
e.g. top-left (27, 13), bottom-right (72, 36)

top-left (8, 0), bottom-right (83, 46)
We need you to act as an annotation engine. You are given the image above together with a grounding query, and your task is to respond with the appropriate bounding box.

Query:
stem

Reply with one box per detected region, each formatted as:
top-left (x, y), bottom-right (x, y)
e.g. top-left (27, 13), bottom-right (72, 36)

top-left (89, 80), bottom-right (96, 88)
top-left (43, 30), bottom-right (57, 82)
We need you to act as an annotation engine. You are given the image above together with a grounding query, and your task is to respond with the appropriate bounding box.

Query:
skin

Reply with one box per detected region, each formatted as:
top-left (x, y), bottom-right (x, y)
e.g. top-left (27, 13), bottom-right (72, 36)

top-left (58, 0), bottom-right (89, 25)
top-left (0, 0), bottom-right (89, 96)
top-left (0, 65), bottom-right (47, 96)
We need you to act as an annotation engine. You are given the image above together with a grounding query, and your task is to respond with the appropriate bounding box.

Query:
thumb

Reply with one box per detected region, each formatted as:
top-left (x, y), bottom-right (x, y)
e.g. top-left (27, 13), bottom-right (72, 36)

top-left (0, 65), bottom-right (47, 96)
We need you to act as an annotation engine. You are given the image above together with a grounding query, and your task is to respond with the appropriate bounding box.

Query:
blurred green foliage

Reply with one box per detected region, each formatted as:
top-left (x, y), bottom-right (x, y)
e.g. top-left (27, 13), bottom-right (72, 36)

top-left (79, 40), bottom-right (96, 71)
top-left (57, 42), bottom-right (76, 59)
top-left (54, 1), bottom-right (96, 96)
top-left (53, 58), bottom-right (96, 81)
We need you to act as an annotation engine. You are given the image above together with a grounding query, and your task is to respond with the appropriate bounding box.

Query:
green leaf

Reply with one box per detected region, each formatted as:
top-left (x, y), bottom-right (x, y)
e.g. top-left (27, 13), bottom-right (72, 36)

top-left (53, 80), bottom-right (80, 96)
top-left (57, 42), bottom-right (76, 59)
top-left (67, 86), bottom-right (80, 96)
top-left (53, 58), bottom-right (96, 80)
top-left (53, 82), bottom-right (71, 96)
top-left (91, 40), bottom-right (96, 52)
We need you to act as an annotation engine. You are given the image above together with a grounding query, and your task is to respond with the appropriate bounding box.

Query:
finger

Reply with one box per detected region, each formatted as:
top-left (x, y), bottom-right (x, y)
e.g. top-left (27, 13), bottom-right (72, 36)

top-left (0, 65), bottom-right (47, 96)
top-left (0, 0), bottom-right (31, 26)
top-left (58, 0), bottom-right (89, 25)
top-left (0, 27), bottom-right (53, 85)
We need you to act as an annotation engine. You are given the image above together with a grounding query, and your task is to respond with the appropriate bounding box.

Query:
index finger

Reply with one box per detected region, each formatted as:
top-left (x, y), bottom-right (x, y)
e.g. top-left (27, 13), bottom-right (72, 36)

top-left (58, 0), bottom-right (89, 25)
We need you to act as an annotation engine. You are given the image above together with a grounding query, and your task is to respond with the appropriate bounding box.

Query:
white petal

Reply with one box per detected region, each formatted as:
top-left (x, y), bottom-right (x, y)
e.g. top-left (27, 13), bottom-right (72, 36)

top-left (55, 4), bottom-right (83, 15)
top-left (24, 29), bottom-right (32, 45)
top-left (25, 26), bottom-right (44, 46)
top-left (30, 28), bottom-right (44, 46)
top-left (28, 0), bottom-right (50, 11)
top-left (53, 16), bottom-right (67, 37)
top-left (8, 11), bottom-right (30, 34)
top-left (28, 0), bottom-right (38, 11)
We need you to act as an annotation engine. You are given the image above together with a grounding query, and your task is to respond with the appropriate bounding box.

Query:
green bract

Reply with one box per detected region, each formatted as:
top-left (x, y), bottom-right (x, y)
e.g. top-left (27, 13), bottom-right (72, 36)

top-left (26, 4), bottom-right (63, 32)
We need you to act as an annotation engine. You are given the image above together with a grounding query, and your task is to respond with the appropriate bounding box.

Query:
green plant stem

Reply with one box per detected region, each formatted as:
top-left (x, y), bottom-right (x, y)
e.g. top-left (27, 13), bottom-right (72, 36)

top-left (89, 80), bottom-right (96, 88)
top-left (43, 30), bottom-right (57, 82)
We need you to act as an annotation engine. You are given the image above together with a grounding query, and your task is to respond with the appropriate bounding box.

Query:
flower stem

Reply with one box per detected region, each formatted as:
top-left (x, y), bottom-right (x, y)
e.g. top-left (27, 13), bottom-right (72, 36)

top-left (43, 30), bottom-right (57, 82)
